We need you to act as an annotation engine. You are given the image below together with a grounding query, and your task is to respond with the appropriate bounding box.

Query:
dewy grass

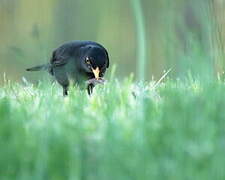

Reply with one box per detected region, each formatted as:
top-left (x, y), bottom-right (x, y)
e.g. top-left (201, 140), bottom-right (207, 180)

top-left (0, 77), bottom-right (225, 180)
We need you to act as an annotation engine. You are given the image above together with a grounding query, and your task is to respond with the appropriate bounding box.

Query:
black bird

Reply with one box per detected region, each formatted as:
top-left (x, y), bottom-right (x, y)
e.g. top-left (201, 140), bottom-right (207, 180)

top-left (26, 40), bottom-right (109, 96)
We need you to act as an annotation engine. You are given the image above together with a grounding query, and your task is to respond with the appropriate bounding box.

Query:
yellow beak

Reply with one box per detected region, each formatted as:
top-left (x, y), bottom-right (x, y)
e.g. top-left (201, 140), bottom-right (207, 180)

top-left (92, 67), bottom-right (100, 80)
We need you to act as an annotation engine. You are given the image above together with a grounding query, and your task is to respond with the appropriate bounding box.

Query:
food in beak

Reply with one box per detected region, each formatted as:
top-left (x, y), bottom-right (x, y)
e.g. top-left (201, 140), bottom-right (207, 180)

top-left (92, 67), bottom-right (100, 80)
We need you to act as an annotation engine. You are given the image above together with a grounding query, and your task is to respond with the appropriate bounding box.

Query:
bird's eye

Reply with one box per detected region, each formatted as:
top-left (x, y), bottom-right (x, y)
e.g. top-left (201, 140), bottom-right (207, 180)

top-left (85, 57), bottom-right (91, 64)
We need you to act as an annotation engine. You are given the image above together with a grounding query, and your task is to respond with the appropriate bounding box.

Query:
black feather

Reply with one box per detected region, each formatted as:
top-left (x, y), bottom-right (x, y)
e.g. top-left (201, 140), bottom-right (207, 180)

top-left (26, 40), bottom-right (109, 96)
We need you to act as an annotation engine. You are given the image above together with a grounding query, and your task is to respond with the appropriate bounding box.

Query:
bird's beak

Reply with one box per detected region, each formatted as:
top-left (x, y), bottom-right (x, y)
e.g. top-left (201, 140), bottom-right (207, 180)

top-left (92, 67), bottom-right (100, 80)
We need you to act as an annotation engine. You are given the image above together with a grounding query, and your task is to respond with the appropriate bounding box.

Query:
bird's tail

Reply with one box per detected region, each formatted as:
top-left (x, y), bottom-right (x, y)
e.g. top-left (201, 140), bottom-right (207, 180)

top-left (26, 64), bottom-right (50, 72)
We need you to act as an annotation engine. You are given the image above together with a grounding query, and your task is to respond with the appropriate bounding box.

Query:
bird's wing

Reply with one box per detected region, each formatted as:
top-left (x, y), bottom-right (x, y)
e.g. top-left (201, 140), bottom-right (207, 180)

top-left (51, 56), bottom-right (68, 67)
top-left (50, 46), bottom-right (71, 67)
top-left (50, 41), bottom-right (84, 66)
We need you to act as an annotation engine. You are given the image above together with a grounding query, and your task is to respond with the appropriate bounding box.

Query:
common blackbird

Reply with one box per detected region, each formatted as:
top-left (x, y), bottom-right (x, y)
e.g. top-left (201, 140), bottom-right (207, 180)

top-left (26, 40), bottom-right (109, 96)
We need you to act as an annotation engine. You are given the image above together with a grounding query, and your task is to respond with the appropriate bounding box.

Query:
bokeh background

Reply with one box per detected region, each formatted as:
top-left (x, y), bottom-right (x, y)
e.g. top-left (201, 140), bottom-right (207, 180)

top-left (0, 0), bottom-right (225, 84)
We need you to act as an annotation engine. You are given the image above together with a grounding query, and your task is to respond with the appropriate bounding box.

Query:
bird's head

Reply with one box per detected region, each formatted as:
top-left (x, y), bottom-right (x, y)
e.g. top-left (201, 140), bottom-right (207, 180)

top-left (81, 46), bottom-right (109, 79)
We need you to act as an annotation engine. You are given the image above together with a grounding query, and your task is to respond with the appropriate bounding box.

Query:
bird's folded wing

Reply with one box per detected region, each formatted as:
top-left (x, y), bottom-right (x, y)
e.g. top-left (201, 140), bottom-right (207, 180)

top-left (51, 55), bottom-right (70, 67)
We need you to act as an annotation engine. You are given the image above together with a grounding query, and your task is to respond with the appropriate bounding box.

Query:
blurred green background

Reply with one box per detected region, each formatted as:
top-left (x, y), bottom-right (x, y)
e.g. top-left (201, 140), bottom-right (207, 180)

top-left (0, 0), bottom-right (225, 83)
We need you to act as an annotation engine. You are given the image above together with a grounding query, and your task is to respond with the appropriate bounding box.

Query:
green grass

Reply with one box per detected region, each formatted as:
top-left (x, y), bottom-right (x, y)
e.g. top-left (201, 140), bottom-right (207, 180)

top-left (0, 76), bottom-right (225, 180)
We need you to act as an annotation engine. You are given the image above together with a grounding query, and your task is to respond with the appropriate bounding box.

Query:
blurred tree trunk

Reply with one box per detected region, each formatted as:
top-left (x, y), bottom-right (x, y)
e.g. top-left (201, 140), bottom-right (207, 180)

top-left (53, 0), bottom-right (102, 44)
top-left (54, 0), bottom-right (79, 42)
top-left (211, 0), bottom-right (225, 73)
top-left (0, 0), bottom-right (19, 47)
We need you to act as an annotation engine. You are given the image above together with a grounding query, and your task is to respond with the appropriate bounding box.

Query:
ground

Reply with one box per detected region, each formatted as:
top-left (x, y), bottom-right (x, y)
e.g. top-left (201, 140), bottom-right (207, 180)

top-left (0, 75), bottom-right (225, 180)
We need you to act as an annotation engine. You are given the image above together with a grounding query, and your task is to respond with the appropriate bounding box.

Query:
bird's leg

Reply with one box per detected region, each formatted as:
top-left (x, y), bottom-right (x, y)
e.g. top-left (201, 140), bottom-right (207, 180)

top-left (63, 86), bottom-right (68, 96)
top-left (87, 83), bottom-right (94, 95)
top-left (53, 67), bottom-right (69, 96)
